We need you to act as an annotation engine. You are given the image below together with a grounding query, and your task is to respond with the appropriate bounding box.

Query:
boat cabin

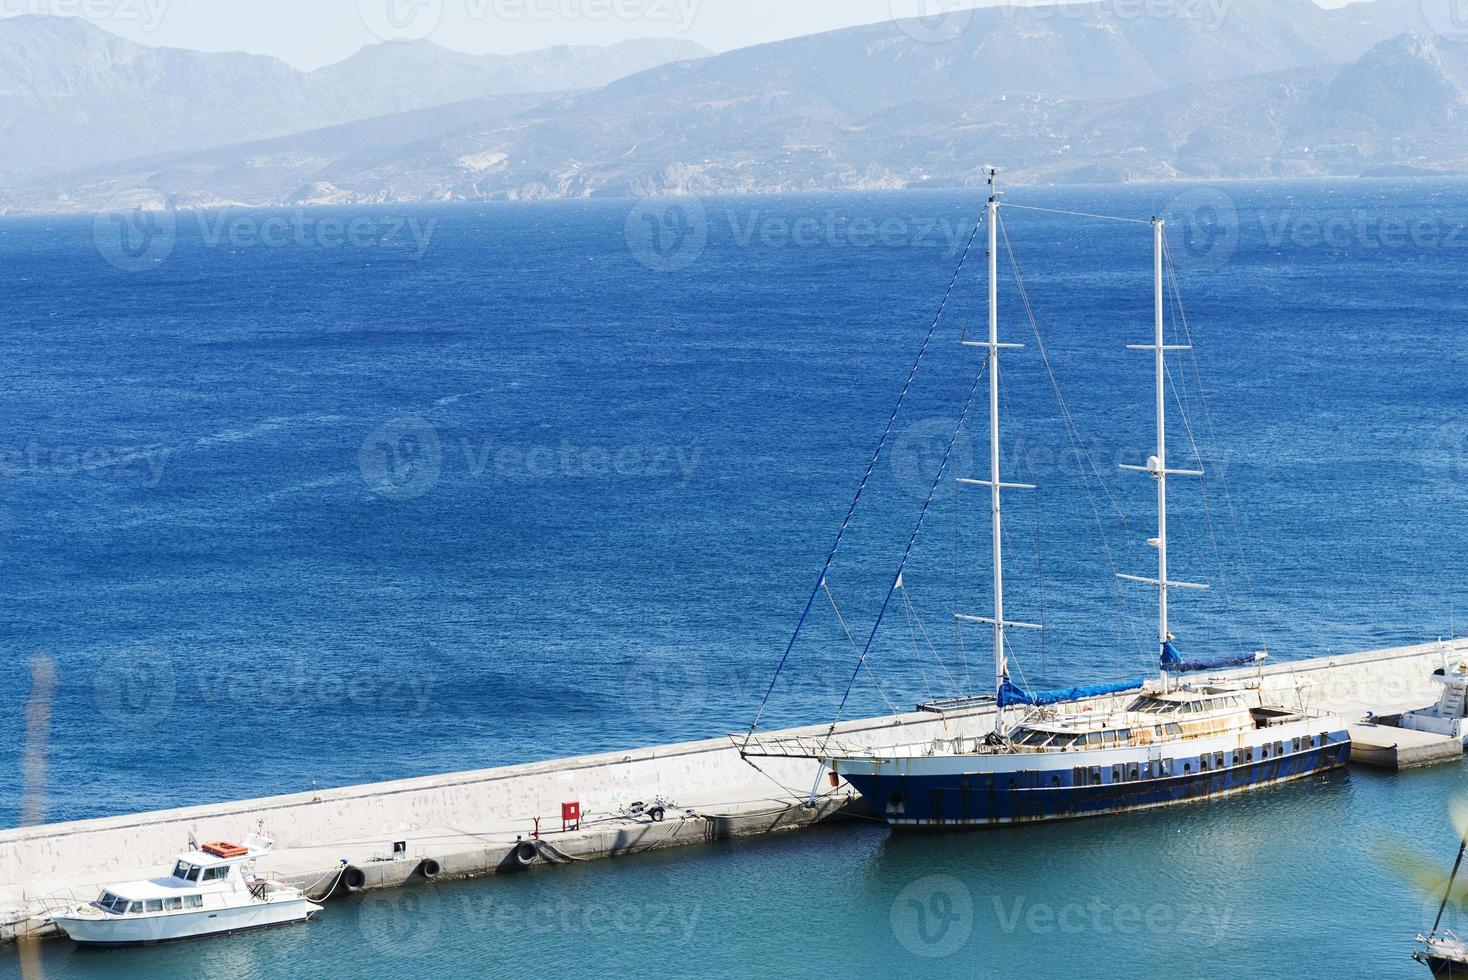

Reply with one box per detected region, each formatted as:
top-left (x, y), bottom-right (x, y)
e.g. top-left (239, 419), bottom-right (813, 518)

top-left (1127, 688), bottom-right (1255, 716)
top-left (89, 845), bottom-right (255, 916)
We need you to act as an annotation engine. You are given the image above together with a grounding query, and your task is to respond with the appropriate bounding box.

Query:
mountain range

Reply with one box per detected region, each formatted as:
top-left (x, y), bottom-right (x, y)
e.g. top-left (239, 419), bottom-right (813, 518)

top-left (0, 15), bottom-right (708, 182)
top-left (4, 1), bottom-right (1468, 213)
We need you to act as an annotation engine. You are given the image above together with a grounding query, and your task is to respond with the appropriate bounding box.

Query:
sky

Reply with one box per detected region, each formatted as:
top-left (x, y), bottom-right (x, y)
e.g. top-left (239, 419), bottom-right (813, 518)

top-left (4, 0), bottom-right (1367, 70)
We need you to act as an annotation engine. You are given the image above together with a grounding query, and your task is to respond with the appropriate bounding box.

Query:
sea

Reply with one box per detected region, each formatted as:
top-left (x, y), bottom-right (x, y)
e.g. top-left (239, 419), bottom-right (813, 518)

top-left (0, 178), bottom-right (1465, 977)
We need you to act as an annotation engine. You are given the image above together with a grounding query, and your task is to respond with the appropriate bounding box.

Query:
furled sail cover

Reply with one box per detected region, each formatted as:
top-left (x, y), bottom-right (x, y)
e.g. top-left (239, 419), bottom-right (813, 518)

top-left (1161, 641), bottom-right (1262, 673)
top-left (998, 678), bottom-right (1144, 708)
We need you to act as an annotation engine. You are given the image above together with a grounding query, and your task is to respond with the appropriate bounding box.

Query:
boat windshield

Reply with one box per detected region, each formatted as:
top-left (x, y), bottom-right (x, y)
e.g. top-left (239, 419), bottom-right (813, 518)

top-left (1127, 696), bottom-right (1178, 714)
top-left (172, 861), bottom-right (192, 879)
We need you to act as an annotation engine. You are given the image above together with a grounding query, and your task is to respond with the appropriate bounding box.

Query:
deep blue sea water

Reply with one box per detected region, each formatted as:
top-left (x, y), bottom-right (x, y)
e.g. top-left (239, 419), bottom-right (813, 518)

top-left (1, 179), bottom-right (1466, 977)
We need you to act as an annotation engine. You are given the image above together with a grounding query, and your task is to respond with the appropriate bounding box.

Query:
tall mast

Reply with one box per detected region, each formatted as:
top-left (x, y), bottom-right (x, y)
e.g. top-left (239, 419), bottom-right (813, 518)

top-left (955, 168), bottom-right (1039, 736)
top-left (1119, 218), bottom-right (1206, 691)
top-left (1153, 218), bottom-right (1169, 685)
top-left (988, 174), bottom-right (1005, 732)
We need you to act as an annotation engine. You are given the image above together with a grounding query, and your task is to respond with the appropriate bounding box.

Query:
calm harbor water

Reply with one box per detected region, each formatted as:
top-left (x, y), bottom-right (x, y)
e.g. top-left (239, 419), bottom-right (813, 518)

top-left (1, 179), bottom-right (1466, 976)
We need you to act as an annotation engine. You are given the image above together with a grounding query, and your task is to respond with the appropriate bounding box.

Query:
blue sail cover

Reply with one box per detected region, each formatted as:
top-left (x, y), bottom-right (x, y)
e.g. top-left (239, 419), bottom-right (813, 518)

top-left (1161, 641), bottom-right (1260, 673)
top-left (998, 678), bottom-right (1144, 709)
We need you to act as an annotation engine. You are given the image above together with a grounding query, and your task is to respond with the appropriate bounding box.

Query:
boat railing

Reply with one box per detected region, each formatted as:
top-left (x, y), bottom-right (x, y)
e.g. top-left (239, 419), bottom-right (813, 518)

top-left (735, 732), bottom-right (933, 760)
top-left (245, 872), bottom-right (296, 902)
top-left (25, 887), bottom-right (98, 922)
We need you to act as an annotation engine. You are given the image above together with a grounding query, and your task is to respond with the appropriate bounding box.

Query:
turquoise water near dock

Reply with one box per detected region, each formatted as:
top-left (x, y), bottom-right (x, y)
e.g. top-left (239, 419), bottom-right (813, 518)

top-left (19, 764), bottom-right (1468, 977)
top-left (1, 179), bottom-right (1466, 975)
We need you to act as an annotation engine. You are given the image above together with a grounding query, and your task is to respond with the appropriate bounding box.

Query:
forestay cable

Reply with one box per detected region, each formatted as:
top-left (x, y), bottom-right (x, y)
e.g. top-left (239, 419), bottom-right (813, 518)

top-left (745, 208), bottom-right (985, 740)
top-left (822, 370), bottom-right (984, 744)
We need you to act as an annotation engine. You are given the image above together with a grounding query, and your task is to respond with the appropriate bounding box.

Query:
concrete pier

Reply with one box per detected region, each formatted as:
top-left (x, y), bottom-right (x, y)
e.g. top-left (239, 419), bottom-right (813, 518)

top-left (1347, 722), bottom-right (1464, 770)
top-left (2, 638), bottom-right (1462, 943)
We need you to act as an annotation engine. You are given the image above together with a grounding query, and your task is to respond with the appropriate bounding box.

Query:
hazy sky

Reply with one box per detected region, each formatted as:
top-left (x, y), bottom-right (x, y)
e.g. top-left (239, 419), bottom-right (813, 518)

top-left (8, 0), bottom-right (1364, 70)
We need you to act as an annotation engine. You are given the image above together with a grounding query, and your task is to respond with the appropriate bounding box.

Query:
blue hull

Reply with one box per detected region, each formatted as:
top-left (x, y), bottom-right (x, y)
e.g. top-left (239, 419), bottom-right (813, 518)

top-left (840, 732), bottom-right (1351, 828)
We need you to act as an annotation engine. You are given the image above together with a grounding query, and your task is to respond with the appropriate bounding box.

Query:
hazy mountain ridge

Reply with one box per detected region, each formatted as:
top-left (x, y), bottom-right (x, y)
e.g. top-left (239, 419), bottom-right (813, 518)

top-left (5, 2), bottom-right (1468, 212)
top-left (0, 15), bottom-right (711, 180)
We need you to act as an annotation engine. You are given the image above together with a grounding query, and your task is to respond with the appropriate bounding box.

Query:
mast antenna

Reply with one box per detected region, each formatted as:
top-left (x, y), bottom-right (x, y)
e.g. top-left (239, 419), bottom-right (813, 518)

top-left (1117, 218), bottom-right (1208, 691)
top-left (955, 165), bottom-right (1039, 736)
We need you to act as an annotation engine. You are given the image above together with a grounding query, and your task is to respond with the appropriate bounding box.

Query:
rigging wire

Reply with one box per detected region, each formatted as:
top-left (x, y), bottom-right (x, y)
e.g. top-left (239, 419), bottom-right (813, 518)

top-left (1161, 235), bottom-right (1269, 652)
top-left (998, 213), bottom-right (1149, 670)
top-left (744, 208), bottom-right (986, 740)
top-left (1163, 355), bottom-right (1249, 658)
top-left (1003, 203), bottom-right (1153, 226)
top-left (821, 370), bottom-right (985, 746)
top-left (898, 579), bottom-right (962, 695)
top-left (823, 579), bottom-right (902, 718)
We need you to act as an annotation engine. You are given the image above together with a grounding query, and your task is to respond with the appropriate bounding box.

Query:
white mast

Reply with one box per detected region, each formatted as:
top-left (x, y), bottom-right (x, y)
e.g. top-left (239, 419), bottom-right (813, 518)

top-left (955, 168), bottom-right (1039, 736)
top-left (1119, 218), bottom-right (1206, 691)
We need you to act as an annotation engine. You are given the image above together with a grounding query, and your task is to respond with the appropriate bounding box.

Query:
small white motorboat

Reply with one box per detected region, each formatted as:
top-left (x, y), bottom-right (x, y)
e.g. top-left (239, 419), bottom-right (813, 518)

top-left (51, 834), bottom-right (320, 946)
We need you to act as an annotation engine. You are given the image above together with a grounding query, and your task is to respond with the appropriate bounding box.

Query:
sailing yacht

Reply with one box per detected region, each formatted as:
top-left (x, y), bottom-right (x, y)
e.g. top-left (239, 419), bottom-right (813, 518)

top-left (747, 170), bottom-right (1349, 828)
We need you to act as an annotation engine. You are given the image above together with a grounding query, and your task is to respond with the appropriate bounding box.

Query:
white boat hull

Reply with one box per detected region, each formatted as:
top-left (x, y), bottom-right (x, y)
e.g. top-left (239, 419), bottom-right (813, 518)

top-left (53, 897), bottom-right (319, 946)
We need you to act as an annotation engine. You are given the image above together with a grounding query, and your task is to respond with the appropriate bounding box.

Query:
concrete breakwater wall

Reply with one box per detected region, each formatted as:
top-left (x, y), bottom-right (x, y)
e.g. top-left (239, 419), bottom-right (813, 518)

top-left (0, 639), bottom-right (1456, 939)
